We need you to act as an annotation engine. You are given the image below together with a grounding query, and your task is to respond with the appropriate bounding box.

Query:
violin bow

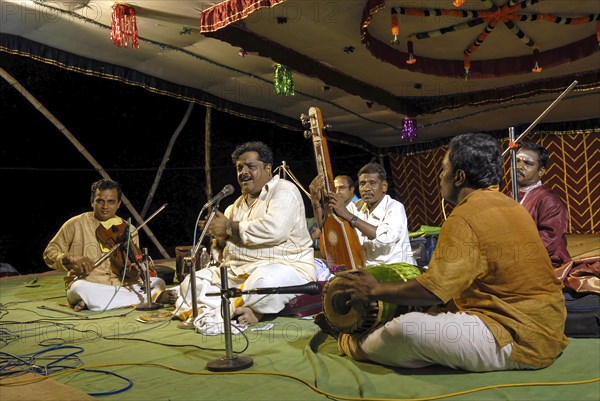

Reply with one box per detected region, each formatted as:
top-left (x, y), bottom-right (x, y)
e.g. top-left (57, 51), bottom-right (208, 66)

top-left (93, 203), bottom-right (168, 268)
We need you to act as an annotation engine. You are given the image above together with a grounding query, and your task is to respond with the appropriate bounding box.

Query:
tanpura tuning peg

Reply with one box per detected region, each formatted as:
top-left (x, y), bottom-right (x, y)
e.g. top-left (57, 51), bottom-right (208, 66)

top-left (304, 130), bottom-right (312, 138)
top-left (300, 114), bottom-right (309, 126)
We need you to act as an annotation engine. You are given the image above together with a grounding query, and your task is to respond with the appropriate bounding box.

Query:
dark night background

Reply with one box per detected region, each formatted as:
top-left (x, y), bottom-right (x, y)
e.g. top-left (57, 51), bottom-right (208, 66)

top-left (0, 52), bottom-right (375, 275)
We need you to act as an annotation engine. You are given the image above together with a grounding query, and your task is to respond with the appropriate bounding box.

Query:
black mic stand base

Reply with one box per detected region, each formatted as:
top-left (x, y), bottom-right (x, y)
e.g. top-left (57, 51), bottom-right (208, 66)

top-left (206, 355), bottom-right (253, 372)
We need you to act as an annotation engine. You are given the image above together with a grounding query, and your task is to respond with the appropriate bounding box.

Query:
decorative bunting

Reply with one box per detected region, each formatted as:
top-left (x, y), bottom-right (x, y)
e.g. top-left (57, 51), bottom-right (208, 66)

top-left (381, 3), bottom-right (599, 78)
top-left (273, 64), bottom-right (294, 96)
top-left (110, 4), bottom-right (139, 48)
top-left (402, 118), bottom-right (417, 142)
top-left (110, 3), bottom-right (139, 49)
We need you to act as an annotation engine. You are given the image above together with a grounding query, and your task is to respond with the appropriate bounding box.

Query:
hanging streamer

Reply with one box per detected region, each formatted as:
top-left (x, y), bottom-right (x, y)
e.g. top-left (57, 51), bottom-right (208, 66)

top-left (273, 64), bottom-right (295, 96)
top-left (402, 118), bottom-right (417, 142)
top-left (110, 3), bottom-right (139, 49)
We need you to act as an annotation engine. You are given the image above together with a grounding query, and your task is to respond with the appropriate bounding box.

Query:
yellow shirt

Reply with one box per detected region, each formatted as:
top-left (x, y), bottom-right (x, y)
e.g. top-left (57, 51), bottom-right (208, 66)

top-left (43, 212), bottom-right (139, 287)
top-left (416, 188), bottom-right (569, 368)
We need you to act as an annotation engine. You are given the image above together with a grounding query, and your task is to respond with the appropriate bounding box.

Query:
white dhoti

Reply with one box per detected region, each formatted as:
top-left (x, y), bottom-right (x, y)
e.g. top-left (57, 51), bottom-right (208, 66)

top-left (174, 263), bottom-right (308, 334)
top-left (358, 311), bottom-right (535, 372)
top-left (67, 277), bottom-right (167, 311)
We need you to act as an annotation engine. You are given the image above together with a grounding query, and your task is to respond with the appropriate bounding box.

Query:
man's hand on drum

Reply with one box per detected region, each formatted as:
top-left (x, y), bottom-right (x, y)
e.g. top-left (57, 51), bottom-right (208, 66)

top-left (335, 270), bottom-right (379, 304)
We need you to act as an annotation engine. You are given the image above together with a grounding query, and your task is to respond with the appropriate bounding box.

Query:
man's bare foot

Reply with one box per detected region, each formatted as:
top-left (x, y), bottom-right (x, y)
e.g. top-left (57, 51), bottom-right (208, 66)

top-left (73, 300), bottom-right (87, 312)
top-left (234, 306), bottom-right (263, 325)
top-left (156, 289), bottom-right (177, 305)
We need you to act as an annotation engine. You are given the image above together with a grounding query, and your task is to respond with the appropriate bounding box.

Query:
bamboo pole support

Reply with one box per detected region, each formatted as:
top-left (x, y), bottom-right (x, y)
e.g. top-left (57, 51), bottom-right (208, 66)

top-left (205, 106), bottom-right (213, 201)
top-left (141, 102), bottom-right (194, 217)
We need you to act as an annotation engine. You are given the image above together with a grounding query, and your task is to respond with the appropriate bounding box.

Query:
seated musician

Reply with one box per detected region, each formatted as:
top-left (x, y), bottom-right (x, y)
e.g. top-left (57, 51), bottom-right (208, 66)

top-left (43, 179), bottom-right (176, 312)
top-left (512, 142), bottom-right (571, 267)
top-left (334, 175), bottom-right (359, 205)
top-left (174, 141), bottom-right (315, 331)
top-left (319, 134), bottom-right (568, 372)
top-left (310, 163), bottom-right (416, 266)
top-left (309, 174), bottom-right (358, 244)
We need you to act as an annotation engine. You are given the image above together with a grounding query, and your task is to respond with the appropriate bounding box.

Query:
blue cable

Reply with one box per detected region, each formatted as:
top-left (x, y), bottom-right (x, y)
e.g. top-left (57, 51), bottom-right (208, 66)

top-left (78, 368), bottom-right (134, 396)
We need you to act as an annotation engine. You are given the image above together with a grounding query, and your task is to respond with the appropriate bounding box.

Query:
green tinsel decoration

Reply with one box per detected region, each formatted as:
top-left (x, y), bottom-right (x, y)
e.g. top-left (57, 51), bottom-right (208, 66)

top-left (273, 64), bottom-right (294, 96)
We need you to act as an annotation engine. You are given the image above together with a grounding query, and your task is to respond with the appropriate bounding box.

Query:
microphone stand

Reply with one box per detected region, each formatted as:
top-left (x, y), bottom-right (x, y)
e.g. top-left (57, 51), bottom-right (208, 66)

top-left (206, 265), bottom-right (254, 372)
top-left (205, 281), bottom-right (322, 372)
top-left (501, 80), bottom-right (578, 202)
top-left (508, 127), bottom-right (519, 201)
top-left (136, 247), bottom-right (162, 311)
top-left (178, 206), bottom-right (217, 329)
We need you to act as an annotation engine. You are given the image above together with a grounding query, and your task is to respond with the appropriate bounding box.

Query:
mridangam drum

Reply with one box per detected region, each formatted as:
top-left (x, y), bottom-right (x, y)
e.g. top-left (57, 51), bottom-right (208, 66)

top-left (322, 263), bottom-right (422, 334)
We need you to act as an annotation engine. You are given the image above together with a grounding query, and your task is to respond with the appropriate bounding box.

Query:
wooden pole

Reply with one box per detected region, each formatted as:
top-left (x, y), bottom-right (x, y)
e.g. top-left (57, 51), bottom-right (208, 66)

top-left (0, 66), bottom-right (170, 258)
top-left (141, 102), bottom-right (194, 217)
top-left (204, 106), bottom-right (213, 201)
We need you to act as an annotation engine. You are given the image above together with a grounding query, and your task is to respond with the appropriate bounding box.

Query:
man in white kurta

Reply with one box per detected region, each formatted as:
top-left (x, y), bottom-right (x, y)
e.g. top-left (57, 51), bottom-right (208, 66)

top-left (311, 162), bottom-right (416, 267)
top-left (175, 142), bottom-right (315, 333)
top-left (347, 194), bottom-right (415, 266)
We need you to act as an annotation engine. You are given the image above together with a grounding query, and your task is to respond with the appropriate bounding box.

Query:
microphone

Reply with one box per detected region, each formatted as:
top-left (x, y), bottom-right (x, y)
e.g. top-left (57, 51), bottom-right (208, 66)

top-left (206, 282), bottom-right (322, 297)
top-left (244, 282), bottom-right (322, 295)
top-left (202, 184), bottom-right (235, 210)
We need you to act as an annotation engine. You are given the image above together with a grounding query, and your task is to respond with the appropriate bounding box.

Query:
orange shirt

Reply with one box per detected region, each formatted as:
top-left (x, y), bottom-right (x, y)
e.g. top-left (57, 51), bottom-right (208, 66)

top-left (416, 188), bottom-right (569, 368)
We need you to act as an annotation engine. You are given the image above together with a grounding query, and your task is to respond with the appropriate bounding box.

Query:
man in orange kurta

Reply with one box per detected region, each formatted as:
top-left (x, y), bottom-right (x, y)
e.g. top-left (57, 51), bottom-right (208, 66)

top-left (329, 134), bottom-right (568, 371)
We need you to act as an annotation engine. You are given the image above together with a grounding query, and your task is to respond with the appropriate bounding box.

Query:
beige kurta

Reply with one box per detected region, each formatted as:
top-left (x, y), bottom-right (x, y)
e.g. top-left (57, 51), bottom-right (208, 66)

top-left (43, 212), bottom-right (139, 288)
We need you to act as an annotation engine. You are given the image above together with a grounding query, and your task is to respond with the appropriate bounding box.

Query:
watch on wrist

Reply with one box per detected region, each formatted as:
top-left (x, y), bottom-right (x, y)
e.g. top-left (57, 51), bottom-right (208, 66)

top-left (350, 215), bottom-right (358, 228)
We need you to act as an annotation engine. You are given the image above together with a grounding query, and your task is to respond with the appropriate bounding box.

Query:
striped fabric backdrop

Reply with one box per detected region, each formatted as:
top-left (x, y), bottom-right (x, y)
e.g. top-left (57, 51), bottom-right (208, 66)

top-left (390, 132), bottom-right (599, 234)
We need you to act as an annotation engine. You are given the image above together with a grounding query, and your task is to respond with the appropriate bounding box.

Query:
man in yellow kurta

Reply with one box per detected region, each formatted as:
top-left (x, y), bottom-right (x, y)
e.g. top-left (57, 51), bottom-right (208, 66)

top-left (329, 133), bottom-right (568, 371)
top-left (43, 179), bottom-right (175, 311)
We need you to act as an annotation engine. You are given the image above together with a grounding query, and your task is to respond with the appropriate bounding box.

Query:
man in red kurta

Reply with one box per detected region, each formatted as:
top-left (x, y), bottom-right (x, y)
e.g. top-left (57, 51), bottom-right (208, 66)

top-left (515, 143), bottom-right (571, 267)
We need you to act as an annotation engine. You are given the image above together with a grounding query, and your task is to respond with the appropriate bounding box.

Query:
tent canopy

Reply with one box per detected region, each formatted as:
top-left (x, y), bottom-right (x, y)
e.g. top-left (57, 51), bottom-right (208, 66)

top-left (1, 0), bottom-right (599, 151)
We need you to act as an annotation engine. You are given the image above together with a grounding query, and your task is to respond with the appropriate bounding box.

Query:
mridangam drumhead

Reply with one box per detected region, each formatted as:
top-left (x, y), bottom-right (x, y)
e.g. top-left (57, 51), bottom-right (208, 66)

top-left (322, 263), bottom-right (421, 334)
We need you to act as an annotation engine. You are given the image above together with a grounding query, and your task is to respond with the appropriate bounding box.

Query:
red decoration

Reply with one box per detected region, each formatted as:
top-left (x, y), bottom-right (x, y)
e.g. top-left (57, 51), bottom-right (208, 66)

top-left (111, 3), bottom-right (139, 49)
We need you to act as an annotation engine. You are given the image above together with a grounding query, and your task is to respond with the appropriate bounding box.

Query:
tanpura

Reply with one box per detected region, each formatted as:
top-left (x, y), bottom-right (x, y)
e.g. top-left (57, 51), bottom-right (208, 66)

top-left (302, 107), bottom-right (366, 271)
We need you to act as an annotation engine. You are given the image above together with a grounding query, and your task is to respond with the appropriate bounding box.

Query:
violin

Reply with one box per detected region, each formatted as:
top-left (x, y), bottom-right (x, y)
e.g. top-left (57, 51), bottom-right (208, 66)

top-left (95, 221), bottom-right (152, 283)
top-left (302, 107), bottom-right (366, 271)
